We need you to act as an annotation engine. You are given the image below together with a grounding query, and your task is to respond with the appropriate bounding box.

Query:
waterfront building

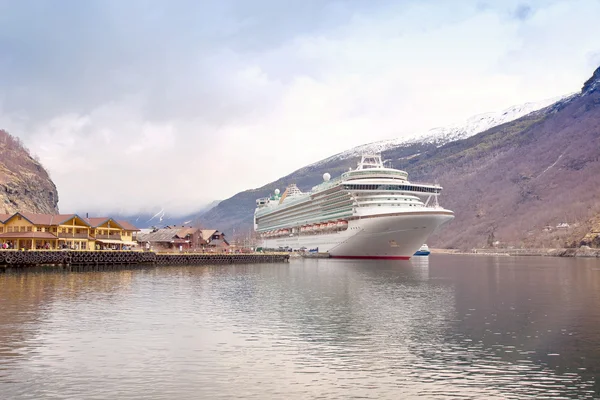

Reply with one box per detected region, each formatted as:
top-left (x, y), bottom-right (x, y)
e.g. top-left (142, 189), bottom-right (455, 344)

top-left (201, 230), bottom-right (230, 250)
top-left (137, 228), bottom-right (187, 251)
top-left (0, 212), bottom-right (140, 250)
top-left (136, 226), bottom-right (206, 251)
top-left (136, 227), bottom-right (229, 252)
top-left (85, 217), bottom-right (139, 250)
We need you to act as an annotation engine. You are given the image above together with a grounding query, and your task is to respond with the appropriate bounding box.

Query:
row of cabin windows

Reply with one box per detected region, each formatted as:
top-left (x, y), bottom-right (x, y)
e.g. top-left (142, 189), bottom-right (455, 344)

top-left (344, 184), bottom-right (440, 193)
top-left (3, 226), bottom-right (34, 233)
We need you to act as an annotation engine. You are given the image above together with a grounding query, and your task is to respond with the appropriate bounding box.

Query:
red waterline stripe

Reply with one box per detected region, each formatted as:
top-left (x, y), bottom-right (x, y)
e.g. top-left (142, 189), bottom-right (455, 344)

top-left (330, 255), bottom-right (411, 260)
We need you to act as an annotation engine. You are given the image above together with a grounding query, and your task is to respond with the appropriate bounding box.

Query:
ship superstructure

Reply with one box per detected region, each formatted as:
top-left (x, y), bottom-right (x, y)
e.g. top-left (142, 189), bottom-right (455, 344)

top-left (254, 154), bottom-right (453, 259)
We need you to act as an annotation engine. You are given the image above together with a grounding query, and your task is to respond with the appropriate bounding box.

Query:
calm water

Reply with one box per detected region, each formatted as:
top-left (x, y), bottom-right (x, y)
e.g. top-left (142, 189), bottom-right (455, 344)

top-left (1, 255), bottom-right (600, 399)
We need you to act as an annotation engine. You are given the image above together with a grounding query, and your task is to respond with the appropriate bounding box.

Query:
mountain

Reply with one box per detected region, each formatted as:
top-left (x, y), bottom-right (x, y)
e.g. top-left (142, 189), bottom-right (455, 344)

top-left (110, 200), bottom-right (220, 229)
top-left (0, 130), bottom-right (59, 215)
top-left (197, 93), bottom-right (571, 239)
top-left (399, 68), bottom-right (600, 250)
top-left (312, 95), bottom-right (566, 168)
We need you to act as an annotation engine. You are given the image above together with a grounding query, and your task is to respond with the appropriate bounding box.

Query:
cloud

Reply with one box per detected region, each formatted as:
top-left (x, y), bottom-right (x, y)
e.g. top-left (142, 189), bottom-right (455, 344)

top-left (512, 4), bottom-right (533, 20)
top-left (0, 0), bottom-right (599, 216)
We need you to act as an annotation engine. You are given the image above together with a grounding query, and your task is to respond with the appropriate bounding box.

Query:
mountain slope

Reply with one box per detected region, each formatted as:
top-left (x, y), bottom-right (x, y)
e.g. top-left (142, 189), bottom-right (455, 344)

top-left (386, 83), bottom-right (600, 249)
top-left (199, 66), bottom-right (600, 249)
top-left (312, 95), bottom-right (566, 168)
top-left (108, 200), bottom-right (220, 229)
top-left (0, 130), bottom-right (59, 214)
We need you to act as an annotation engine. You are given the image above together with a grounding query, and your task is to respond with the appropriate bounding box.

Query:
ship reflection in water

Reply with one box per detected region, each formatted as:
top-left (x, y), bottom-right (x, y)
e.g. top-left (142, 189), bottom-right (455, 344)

top-left (1, 255), bottom-right (600, 399)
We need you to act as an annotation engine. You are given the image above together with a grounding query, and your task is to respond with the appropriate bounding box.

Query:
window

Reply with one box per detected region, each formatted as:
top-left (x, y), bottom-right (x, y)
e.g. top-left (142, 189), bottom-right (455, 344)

top-left (36, 227), bottom-right (42, 232)
top-left (20, 226), bottom-right (26, 232)
top-left (0, 227), bottom-right (3, 233)
top-left (27, 226), bottom-right (33, 232)
top-left (7, 227), bottom-right (12, 233)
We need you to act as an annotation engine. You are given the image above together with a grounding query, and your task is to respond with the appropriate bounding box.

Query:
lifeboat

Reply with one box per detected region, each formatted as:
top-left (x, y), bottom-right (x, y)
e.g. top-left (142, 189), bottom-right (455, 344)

top-left (337, 220), bottom-right (348, 229)
top-left (327, 222), bottom-right (335, 229)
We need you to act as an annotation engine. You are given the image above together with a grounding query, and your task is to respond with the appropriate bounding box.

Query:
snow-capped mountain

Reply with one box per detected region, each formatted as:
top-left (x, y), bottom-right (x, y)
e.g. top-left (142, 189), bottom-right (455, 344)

top-left (100, 200), bottom-right (221, 229)
top-left (313, 95), bottom-right (569, 167)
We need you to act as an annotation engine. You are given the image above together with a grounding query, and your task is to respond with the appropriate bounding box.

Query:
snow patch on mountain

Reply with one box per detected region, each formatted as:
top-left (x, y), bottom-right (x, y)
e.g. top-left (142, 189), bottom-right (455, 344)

top-left (312, 95), bottom-right (569, 167)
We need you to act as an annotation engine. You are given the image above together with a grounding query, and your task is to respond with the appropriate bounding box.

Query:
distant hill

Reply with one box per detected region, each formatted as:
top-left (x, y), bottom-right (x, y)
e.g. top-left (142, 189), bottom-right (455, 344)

top-left (0, 130), bottom-right (59, 215)
top-left (110, 200), bottom-right (220, 229)
top-left (196, 87), bottom-right (578, 244)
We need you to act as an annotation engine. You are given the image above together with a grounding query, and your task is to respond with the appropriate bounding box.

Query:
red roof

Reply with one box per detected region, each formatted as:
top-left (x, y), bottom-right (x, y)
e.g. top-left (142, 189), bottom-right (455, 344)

top-left (0, 214), bottom-right (11, 223)
top-left (0, 232), bottom-right (58, 239)
top-left (85, 217), bottom-right (111, 227)
top-left (15, 212), bottom-right (89, 226)
top-left (116, 220), bottom-right (140, 231)
top-left (176, 227), bottom-right (200, 238)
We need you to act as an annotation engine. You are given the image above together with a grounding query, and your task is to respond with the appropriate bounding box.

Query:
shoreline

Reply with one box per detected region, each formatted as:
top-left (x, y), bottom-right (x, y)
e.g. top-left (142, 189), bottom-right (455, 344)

top-left (0, 250), bottom-right (289, 272)
top-left (430, 248), bottom-right (600, 258)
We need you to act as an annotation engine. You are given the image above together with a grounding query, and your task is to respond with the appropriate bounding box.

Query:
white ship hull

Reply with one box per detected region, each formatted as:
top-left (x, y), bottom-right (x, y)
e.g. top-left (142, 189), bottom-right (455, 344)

top-left (260, 210), bottom-right (453, 260)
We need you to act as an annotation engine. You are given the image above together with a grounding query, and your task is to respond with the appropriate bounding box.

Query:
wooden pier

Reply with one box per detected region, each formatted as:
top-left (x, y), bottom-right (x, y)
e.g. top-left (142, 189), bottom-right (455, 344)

top-left (0, 250), bottom-right (289, 271)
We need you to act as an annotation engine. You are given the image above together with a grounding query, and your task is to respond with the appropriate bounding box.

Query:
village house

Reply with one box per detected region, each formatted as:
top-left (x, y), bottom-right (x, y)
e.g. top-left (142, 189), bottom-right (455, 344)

top-left (136, 226), bottom-right (206, 251)
top-left (201, 230), bottom-right (230, 251)
top-left (0, 212), bottom-right (140, 250)
top-left (136, 227), bottom-right (229, 252)
top-left (85, 217), bottom-right (140, 250)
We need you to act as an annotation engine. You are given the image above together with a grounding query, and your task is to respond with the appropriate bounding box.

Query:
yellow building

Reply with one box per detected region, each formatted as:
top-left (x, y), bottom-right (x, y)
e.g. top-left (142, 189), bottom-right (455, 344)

top-left (85, 218), bottom-right (139, 250)
top-left (0, 212), bottom-right (140, 250)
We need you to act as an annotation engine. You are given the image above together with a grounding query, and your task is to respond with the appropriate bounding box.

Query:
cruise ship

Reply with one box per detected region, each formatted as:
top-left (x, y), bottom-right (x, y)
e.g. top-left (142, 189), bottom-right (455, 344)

top-left (254, 154), bottom-right (454, 259)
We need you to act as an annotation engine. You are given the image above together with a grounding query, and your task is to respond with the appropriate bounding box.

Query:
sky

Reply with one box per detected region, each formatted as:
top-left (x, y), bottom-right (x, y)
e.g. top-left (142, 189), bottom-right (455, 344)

top-left (1, 0), bottom-right (600, 216)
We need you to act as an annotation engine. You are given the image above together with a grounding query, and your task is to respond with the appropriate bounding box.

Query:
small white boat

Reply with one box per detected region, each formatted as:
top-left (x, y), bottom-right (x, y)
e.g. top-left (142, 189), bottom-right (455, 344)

top-left (414, 244), bottom-right (430, 256)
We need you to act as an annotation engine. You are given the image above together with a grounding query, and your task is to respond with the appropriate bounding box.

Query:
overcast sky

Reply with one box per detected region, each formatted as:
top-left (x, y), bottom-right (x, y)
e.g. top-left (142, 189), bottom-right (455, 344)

top-left (1, 0), bottom-right (599, 216)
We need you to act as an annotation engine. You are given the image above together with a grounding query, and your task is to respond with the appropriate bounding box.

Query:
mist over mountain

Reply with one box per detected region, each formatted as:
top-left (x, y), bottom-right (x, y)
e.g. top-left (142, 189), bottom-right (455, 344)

top-left (109, 200), bottom-right (220, 229)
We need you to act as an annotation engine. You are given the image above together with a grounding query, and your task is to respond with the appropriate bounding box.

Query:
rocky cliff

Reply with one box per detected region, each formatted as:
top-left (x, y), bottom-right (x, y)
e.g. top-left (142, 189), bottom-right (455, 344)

top-left (198, 66), bottom-right (600, 249)
top-left (0, 130), bottom-right (59, 214)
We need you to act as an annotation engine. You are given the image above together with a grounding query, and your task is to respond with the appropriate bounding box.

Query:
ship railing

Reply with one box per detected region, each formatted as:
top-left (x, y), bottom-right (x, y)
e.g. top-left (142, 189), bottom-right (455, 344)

top-left (411, 181), bottom-right (443, 188)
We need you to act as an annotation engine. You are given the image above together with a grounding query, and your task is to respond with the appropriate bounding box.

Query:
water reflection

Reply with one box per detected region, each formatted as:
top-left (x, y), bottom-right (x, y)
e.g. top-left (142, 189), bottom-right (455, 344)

top-left (0, 256), bottom-right (599, 399)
